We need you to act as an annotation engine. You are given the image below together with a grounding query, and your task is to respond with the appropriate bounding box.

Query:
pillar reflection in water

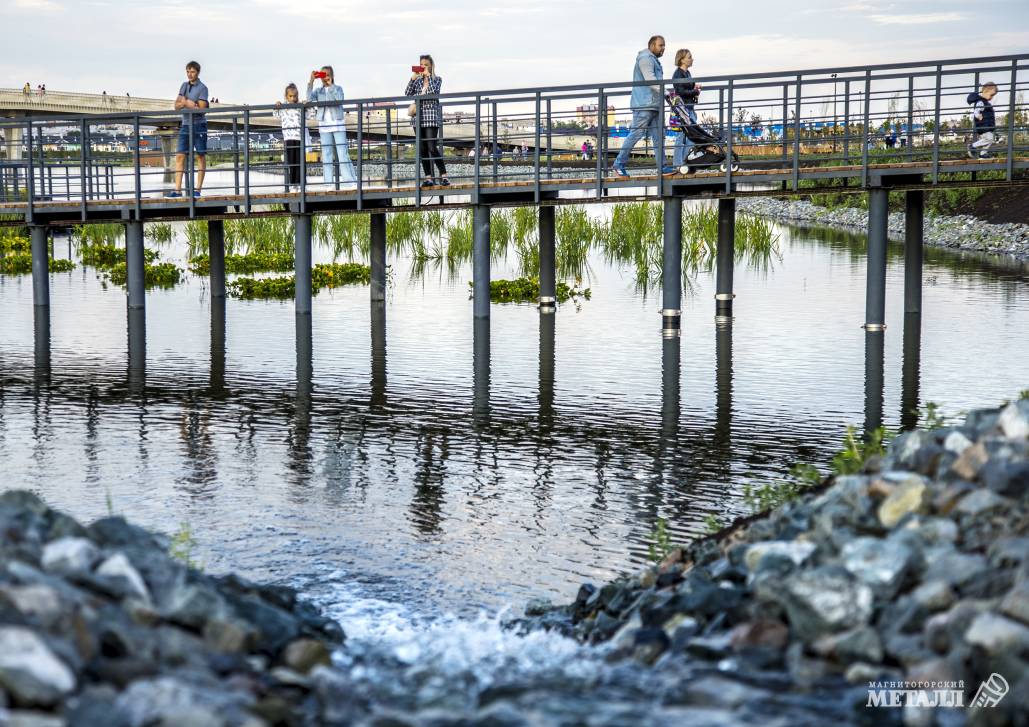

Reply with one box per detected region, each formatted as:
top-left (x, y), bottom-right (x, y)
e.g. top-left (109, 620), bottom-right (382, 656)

top-left (33, 306), bottom-right (51, 384)
top-left (714, 318), bottom-right (734, 454)
top-left (290, 313), bottom-right (314, 479)
top-left (535, 311), bottom-right (556, 498)
top-left (864, 330), bottom-right (886, 436)
top-left (473, 317), bottom-right (490, 426)
top-left (660, 331), bottom-right (681, 450)
top-left (209, 297), bottom-right (226, 395)
top-left (370, 302), bottom-right (387, 409)
top-left (127, 308), bottom-right (146, 395)
top-left (900, 313), bottom-right (922, 430)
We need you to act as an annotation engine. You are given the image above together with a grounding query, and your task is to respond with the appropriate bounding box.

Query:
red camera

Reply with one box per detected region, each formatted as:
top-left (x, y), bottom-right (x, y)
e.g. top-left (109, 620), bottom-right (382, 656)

top-left (313, 71), bottom-right (328, 79)
top-left (411, 66), bottom-right (425, 74)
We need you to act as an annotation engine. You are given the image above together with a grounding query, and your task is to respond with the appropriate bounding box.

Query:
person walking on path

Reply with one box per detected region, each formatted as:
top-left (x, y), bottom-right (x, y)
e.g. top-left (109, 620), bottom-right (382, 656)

top-left (167, 61), bottom-right (208, 198)
top-left (671, 48), bottom-right (701, 169)
top-left (404, 54), bottom-right (450, 186)
top-left (308, 65), bottom-right (357, 187)
top-left (611, 36), bottom-right (676, 178)
top-left (967, 81), bottom-right (1000, 159)
top-left (275, 83), bottom-right (313, 192)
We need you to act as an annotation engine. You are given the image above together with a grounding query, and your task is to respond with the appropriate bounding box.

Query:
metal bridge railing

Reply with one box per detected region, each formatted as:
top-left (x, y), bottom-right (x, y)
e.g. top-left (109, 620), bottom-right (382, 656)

top-left (1, 53), bottom-right (1027, 220)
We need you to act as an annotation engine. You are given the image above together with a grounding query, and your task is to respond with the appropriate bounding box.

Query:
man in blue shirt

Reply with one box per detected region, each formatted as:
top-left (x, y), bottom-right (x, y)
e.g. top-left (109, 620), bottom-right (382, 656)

top-left (167, 61), bottom-right (208, 197)
top-left (612, 36), bottom-right (676, 178)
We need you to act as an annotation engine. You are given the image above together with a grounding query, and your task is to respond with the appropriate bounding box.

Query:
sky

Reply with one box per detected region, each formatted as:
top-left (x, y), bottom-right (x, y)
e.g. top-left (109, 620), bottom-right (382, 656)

top-left (2, 0), bottom-right (1027, 104)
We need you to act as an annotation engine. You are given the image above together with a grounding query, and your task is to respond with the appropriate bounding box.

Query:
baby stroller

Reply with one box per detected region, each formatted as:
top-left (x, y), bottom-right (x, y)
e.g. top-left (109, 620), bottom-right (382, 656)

top-left (665, 92), bottom-right (740, 174)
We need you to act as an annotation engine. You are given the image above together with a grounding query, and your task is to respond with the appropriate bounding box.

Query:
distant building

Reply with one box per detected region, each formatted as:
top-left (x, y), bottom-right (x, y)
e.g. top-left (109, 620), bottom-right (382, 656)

top-left (576, 104), bottom-right (616, 127)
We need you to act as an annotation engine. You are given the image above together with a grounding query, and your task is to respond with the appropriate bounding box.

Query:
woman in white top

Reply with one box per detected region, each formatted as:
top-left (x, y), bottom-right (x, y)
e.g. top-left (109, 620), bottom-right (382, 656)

top-left (274, 83), bottom-right (312, 192)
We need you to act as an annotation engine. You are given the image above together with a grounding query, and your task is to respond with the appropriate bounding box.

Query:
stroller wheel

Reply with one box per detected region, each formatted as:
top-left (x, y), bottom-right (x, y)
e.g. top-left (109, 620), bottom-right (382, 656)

top-left (731, 161), bottom-right (740, 172)
top-left (679, 165), bottom-right (691, 175)
top-left (719, 162), bottom-right (727, 173)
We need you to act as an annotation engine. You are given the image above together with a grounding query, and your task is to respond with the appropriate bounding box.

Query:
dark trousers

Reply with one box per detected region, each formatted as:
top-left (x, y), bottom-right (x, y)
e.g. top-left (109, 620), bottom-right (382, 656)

top-left (418, 126), bottom-right (447, 178)
top-left (284, 139), bottom-right (302, 185)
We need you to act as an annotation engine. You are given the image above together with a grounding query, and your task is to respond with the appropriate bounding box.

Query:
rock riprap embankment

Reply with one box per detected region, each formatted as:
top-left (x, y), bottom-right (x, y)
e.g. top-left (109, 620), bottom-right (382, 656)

top-left (739, 197), bottom-right (1029, 262)
top-left (0, 493), bottom-right (346, 726)
top-left (528, 400), bottom-right (1029, 726)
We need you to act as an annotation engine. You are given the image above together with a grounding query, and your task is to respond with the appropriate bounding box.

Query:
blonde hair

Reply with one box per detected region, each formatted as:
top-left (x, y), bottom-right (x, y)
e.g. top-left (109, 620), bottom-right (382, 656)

top-left (420, 55), bottom-right (437, 77)
top-left (674, 49), bottom-right (692, 67)
top-left (981, 81), bottom-right (998, 94)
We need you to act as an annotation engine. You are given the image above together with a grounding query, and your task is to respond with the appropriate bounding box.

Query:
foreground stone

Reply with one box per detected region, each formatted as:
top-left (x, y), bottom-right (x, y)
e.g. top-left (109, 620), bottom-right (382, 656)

top-left (526, 399), bottom-right (1029, 726)
top-left (0, 491), bottom-right (345, 726)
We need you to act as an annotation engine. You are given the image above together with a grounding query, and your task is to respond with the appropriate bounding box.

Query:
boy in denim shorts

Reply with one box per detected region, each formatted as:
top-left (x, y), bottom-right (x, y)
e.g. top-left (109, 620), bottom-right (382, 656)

top-left (167, 61), bottom-right (209, 197)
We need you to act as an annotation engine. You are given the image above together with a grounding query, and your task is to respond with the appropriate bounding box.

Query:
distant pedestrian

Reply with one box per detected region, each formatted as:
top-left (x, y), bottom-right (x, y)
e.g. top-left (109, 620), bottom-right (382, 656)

top-left (274, 83), bottom-right (313, 192)
top-left (405, 54), bottom-right (450, 186)
top-left (102, 91), bottom-right (108, 106)
top-left (582, 140), bottom-right (589, 160)
top-left (22, 82), bottom-right (30, 97)
top-left (307, 65), bottom-right (357, 186)
top-left (611, 36), bottom-right (675, 178)
top-left (40, 84), bottom-right (46, 96)
top-left (967, 81), bottom-right (999, 159)
top-left (672, 48), bottom-right (701, 169)
top-left (166, 60), bottom-right (209, 198)
top-left (126, 92), bottom-right (131, 106)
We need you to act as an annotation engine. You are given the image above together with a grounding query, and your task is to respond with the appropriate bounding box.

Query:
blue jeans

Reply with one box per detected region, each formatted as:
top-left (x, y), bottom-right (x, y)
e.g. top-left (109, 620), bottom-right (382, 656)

top-left (673, 106), bottom-right (698, 167)
top-left (614, 109), bottom-right (663, 167)
top-left (320, 129), bottom-right (356, 184)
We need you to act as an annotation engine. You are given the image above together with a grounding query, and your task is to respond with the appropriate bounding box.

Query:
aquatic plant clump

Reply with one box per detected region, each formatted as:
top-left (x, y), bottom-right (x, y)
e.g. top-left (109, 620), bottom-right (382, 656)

top-left (106, 261), bottom-right (183, 288)
top-left (0, 252), bottom-right (75, 275)
top-left (188, 252), bottom-right (295, 275)
top-left (80, 243), bottom-right (159, 269)
top-left (145, 223), bottom-right (174, 245)
top-left (228, 263), bottom-right (371, 300)
top-left (473, 277), bottom-right (591, 304)
top-left (0, 230), bottom-right (30, 253)
top-left (72, 223), bottom-right (123, 248)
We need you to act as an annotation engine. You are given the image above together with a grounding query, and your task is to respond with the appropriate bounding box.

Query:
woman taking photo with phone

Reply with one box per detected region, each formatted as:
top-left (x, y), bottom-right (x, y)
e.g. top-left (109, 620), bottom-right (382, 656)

top-left (404, 54), bottom-right (449, 187)
top-left (307, 65), bottom-right (357, 187)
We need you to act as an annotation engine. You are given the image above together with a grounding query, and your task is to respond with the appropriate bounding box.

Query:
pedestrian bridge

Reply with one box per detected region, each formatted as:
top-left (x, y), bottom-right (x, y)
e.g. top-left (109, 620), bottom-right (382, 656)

top-left (2, 53), bottom-right (1027, 339)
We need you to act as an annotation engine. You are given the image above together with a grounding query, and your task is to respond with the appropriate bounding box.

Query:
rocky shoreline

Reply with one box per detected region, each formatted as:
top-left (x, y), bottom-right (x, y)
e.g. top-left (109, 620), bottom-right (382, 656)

top-left (738, 197), bottom-right (1029, 264)
top-left (527, 399), bottom-right (1029, 726)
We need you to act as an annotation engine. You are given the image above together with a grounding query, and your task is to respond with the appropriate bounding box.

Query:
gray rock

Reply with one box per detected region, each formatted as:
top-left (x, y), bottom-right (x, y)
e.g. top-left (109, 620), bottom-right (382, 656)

top-left (95, 553), bottom-right (150, 603)
top-left (923, 547), bottom-right (989, 589)
top-left (877, 477), bottom-right (929, 528)
top-left (902, 516), bottom-right (958, 544)
top-left (1000, 584), bottom-right (1029, 625)
top-left (40, 538), bottom-right (99, 576)
top-left (998, 400), bottom-right (1029, 440)
top-left (963, 611), bottom-right (1029, 654)
top-left (281, 638), bottom-right (331, 674)
top-left (762, 566), bottom-right (874, 641)
top-left (744, 541), bottom-right (817, 573)
top-left (0, 627), bottom-right (76, 706)
top-left (114, 677), bottom-right (252, 727)
top-left (840, 536), bottom-right (916, 599)
top-left (0, 584), bottom-right (65, 629)
top-left (942, 431), bottom-right (973, 455)
top-left (812, 626), bottom-right (884, 663)
top-left (162, 583), bottom-right (227, 630)
top-left (911, 581), bottom-right (956, 612)
top-left (1, 711), bottom-right (68, 727)
top-left (988, 536), bottom-right (1029, 568)
top-left (979, 459), bottom-right (1029, 497)
top-left (680, 675), bottom-right (754, 708)
top-left (954, 488), bottom-right (1010, 517)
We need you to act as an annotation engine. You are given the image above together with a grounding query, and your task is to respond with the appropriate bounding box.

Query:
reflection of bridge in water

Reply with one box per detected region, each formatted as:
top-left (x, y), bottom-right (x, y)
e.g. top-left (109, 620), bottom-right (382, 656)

top-left (3, 54), bottom-right (1027, 434)
top-left (20, 294), bottom-right (919, 536)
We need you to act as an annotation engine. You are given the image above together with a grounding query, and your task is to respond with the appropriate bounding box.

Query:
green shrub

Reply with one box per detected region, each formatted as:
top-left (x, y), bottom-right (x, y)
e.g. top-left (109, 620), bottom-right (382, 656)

top-left (107, 261), bottom-right (182, 288)
top-left (474, 277), bottom-right (591, 304)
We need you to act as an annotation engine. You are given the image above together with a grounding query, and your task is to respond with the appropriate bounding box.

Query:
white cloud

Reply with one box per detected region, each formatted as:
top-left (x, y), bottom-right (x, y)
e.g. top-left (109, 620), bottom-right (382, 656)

top-left (868, 12), bottom-right (965, 25)
top-left (11, 0), bottom-right (61, 10)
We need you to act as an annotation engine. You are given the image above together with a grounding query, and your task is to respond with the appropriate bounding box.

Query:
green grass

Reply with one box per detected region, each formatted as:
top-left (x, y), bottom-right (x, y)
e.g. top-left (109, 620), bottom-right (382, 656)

top-left (145, 223), bottom-right (173, 245)
top-left (80, 243), bottom-right (158, 269)
top-left (0, 253), bottom-right (74, 275)
top-left (227, 262), bottom-right (371, 299)
top-left (73, 223), bottom-right (123, 248)
top-left (475, 277), bottom-right (591, 304)
top-left (106, 261), bottom-right (182, 288)
top-left (188, 252), bottom-right (294, 275)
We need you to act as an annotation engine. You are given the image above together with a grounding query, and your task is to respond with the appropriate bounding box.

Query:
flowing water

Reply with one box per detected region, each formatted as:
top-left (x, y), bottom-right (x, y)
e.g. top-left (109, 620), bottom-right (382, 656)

top-left (2, 197), bottom-right (1028, 720)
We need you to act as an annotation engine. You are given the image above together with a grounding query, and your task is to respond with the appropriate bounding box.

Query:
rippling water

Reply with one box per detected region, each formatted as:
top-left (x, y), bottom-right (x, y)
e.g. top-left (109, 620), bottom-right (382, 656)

top-left (2, 206), bottom-right (1028, 645)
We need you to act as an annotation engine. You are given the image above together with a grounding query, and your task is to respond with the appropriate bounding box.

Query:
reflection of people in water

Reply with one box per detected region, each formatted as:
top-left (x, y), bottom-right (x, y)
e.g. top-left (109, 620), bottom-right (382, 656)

top-left (409, 428), bottom-right (449, 536)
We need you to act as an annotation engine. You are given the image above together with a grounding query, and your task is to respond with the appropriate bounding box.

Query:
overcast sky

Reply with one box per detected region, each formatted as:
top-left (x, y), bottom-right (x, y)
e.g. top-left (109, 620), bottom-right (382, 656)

top-left (2, 0), bottom-right (1027, 104)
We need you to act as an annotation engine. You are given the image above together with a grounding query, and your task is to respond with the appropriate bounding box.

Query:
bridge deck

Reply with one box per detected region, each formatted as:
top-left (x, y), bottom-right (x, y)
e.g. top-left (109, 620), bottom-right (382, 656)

top-left (3, 157), bottom-right (1027, 224)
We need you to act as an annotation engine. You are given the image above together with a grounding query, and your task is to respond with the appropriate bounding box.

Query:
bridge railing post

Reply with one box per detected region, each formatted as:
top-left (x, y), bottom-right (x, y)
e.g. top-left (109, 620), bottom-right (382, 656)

top-left (25, 119), bottom-right (34, 223)
top-left (1007, 59), bottom-right (1018, 182)
top-left (299, 104), bottom-right (307, 213)
top-left (595, 88), bottom-right (605, 199)
top-left (545, 98), bottom-right (553, 180)
top-left (187, 114), bottom-right (195, 217)
top-left (792, 74), bottom-right (802, 191)
top-left (473, 95), bottom-right (481, 204)
top-left (232, 117), bottom-right (240, 196)
top-left (861, 70), bottom-right (871, 187)
top-left (534, 92), bottom-right (542, 203)
top-left (133, 115), bottom-right (141, 217)
top-left (243, 109), bottom-right (251, 215)
top-left (931, 64), bottom-right (942, 184)
top-left (725, 80), bottom-right (734, 192)
top-left (492, 100), bottom-right (499, 184)
top-left (357, 101), bottom-right (364, 210)
top-left (843, 79), bottom-right (851, 166)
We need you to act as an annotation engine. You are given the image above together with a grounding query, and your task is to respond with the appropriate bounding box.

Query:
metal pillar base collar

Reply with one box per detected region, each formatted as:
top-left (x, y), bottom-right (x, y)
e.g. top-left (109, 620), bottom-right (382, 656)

top-left (862, 323), bottom-right (887, 332)
top-left (714, 293), bottom-right (736, 301)
top-left (660, 308), bottom-right (681, 318)
top-left (538, 296), bottom-right (556, 307)
top-left (661, 327), bottom-right (681, 338)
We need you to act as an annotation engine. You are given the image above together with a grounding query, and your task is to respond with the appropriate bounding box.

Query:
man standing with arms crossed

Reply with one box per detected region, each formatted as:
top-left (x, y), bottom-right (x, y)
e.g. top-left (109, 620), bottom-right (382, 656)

top-left (611, 36), bottom-right (676, 178)
top-left (167, 61), bottom-right (208, 198)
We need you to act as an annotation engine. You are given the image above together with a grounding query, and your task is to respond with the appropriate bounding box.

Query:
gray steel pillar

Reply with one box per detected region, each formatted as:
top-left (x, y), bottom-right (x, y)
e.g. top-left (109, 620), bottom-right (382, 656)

top-left (864, 188), bottom-right (889, 331)
top-left (125, 220), bottom-right (145, 310)
top-left (210, 296), bottom-right (226, 393)
top-left (900, 312), bottom-right (921, 431)
top-left (904, 190), bottom-right (923, 315)
top-left (370, 212), bottom-right (387, 302)
top-left (661, 331), bottom-right (681, 448)
top-left (539, 312), bottom-right (555, 427)
top-left (34, 306), bottom-right (51, 381)
top-left (538, 205), bottom-right (556, 309)
top-left (127, 307), bottom-right (146, 395)
top-left (716, 198), bottom-right (736, 318)
top-left (208, 219), bottom-right (226, 299)
top-left (661, 196), bottom-right (682, 332)
top-left (864, 330), bottom-right (885, 436)
top-left (29, 225), bottom-right (49, 307)
top-left (294, 214), bottom-right (313, 315)
top-left (473, 204), bottom-right (491, 319)
top-left (714, 317), bottom-right (733, 451)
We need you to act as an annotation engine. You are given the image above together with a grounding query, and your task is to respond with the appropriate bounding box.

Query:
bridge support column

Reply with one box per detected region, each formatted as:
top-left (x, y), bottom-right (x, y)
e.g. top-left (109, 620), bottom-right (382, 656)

top-left (538, 205), bottom-right (556, 310)
top-left (125, 220), bottom-right (145, 310)
top-left (208, 219), bottom-right (225, 299)
top-left (473, 317), bottom-right (490, 424)
top-left (864, 188), bottom-right (889, 331)
top-left (294, 214), bottom-right (313, 315)
top-left (864, 330), bottom-right (885, 437)
top-left (900, 312), bottom-right (922, 430)
top-left (370, 212), bottom-right (386, 302)
top-left (716, 198), bottom-right (736, 318)
top-left (661, 196), bottom-right (682, 333)
top-left (127, 307), bottom-right (146, 395)
top-left (904, 190), bottom-right (923, 315)
top-left (29, 225), bottom-right (49, 307)
top-left (473, 204), bottom-right (491, 319)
